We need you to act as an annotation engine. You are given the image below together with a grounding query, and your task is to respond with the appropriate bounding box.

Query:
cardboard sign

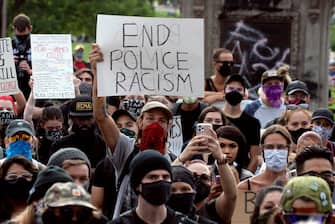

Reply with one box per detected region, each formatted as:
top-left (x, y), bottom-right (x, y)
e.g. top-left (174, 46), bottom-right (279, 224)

top-left (167, 115), bottom-right (183, 155)
top-left (0, 38), bottom-right (19, 95)
top-left (31, 34), bottom-right (75, 99)
top-left (232, 190), bottom-right (257, 223)
top-left (96, 15), bottom-right (204, 97)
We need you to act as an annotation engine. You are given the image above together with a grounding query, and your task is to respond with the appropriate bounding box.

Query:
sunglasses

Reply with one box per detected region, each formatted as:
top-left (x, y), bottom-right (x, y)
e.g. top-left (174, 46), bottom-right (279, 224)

top-left (9, 133), bottom-right (31, 142)
top-left (193, 173), bottom-right (211, 183)
top-left (283, 213), bottom-right (328, 224)
top-left (286, 104), bottom-right (309, 110)
top-left (53, 206), bottom-right (93, 223)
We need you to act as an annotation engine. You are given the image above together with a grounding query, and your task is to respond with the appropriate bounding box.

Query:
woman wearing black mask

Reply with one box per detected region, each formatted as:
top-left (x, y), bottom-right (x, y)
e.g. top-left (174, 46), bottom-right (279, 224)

top-left (277, 108), bottom-right (312, 159)
top-left (168, 165), bottom-right (217, 223)
top-left (36, 106), bottom-right (65, 164)
top-left (0, 156), bottom-right (37, 222)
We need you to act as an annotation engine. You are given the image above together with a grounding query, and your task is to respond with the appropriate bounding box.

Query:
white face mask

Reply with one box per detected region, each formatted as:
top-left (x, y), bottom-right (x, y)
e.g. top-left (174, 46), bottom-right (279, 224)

top-left (264, 149), bottom-right (288, 172)
top-left (312, 125), bottom-right (332, 140)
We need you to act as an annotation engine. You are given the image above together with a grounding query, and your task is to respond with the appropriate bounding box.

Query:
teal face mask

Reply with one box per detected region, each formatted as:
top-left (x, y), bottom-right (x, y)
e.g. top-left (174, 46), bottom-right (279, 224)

top-left (120, 128), bottom-right (136, 138)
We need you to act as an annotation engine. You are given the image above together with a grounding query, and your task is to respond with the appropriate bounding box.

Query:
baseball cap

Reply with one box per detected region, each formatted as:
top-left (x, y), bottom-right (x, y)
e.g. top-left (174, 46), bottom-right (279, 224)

top-left (74, 44), bottom-right (85, 51)
top-left (44, 182), bottom-right (96, 210)
top-left (286, 80), bottom-right (310, 95)
top-left (69, 95), bottom-right (93, 117)
top-left (112, 109), bottom-right (136, 122)
top-left (6, 119), bottom-right (35, 137)
top-left (130, 150), bottom-right (172, 193)
top-left (28, 166), bottom-right (73, 204)
top-left (281, 176), bottom-right (332, 214)
top-left (311, 108), bottom-right (334, 124)
top-left (224, 74), bottom-right (248, 89)
top-left (140, 101), bottom-right (172, 120)
top-left (261, 69), bottom-right (284, 84)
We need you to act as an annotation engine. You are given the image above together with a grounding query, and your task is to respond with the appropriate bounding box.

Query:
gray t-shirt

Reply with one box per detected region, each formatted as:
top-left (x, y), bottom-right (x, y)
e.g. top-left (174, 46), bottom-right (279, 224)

top-left (110, 134), bottom-right (172, 219)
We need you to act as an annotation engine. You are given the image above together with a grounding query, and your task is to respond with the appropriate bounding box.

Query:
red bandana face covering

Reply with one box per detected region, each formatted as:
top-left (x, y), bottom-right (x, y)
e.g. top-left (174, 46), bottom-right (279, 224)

top-left (139, 122), bottom-right (166, 154)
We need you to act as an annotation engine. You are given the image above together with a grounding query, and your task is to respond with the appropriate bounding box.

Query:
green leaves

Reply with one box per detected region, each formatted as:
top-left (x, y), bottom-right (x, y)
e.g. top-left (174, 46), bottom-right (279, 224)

top-left (6, 0), bottom-right (155, 40)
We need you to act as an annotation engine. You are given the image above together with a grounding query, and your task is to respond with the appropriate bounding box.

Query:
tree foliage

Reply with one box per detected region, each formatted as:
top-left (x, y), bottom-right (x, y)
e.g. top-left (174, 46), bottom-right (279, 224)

top-left (6, 0), bottom-right (155, 40)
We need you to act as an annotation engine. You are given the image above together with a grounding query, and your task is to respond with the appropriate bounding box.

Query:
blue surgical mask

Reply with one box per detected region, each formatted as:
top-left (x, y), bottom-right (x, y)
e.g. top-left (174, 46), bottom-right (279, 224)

top-left (264, 149), bottom-right (288, 172)
top-left (312, 125), bottom-right (332, 140)
top-left (6, 140), bottom-right (32, 160)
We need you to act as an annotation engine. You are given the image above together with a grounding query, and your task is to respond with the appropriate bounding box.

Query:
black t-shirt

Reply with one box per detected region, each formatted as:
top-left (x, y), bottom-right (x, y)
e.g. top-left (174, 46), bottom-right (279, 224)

top-left (109, 207), bottom-right (196, 224)
top-left (225, 112), bottom-right (261, 166)
top-left (173, 102), bottom-right (207, 142)
top-left (49, 128), bottom-right (106, 168)
top-left (93, 157), bottom-right (117, 219)
top-left (225, 112), bottom-right (261, 146)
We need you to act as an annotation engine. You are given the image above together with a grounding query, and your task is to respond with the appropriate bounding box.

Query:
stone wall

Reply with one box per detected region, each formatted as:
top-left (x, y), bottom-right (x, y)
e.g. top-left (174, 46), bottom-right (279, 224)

top-left (180, 0), bottom-right (335, 108)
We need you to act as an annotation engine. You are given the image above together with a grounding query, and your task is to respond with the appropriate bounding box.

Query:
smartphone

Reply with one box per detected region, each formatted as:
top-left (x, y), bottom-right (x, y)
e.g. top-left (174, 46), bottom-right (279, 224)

top-left (215, 175), bottom-right (221, 184)
top-left (196, 123), bottom-right (212, 136)
top-left (287, 169), bottom-right (297, 179)
top-left (196, 123), bottom-right (212, 161)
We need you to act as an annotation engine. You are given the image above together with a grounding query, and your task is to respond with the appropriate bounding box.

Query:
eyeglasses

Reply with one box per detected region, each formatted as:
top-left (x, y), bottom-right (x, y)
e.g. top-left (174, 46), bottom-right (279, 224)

top-left (193, 173), bottom-right (211, 183)
top-left (262, 144), bottom-right (288, 150)
top-left (283, 213), bottom-right (328, 223)
top-left (300, 171), bottom-right (335, 180)
top-left (9, 133), bottom-right (31, 142)
top-left (5, 172), bottom-right (33, 183)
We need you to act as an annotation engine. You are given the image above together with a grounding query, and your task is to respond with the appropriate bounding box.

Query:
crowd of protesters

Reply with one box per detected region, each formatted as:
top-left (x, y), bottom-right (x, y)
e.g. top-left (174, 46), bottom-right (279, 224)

top-left (1, 12), bottom-right (335, 224)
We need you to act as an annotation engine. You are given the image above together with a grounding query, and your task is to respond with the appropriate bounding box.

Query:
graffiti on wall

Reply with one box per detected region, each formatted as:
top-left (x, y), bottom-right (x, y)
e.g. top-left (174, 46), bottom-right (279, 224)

top-left (221, 20), bottom-right (291, 87)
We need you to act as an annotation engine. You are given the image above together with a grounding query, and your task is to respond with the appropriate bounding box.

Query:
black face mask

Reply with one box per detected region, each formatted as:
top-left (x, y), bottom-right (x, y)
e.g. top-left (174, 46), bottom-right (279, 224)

top-left (167, 192), bottom-right (195, 214)
top-left (218, 61), bottom-right (233, 77)
top-left (16, 34), bottom-right (29, 42)
top-left (194, 180), bottom-right (210, 203)
top-left (0, 110), bottom-right (15, 126)
top-left (225, 90), bottom-right (243, 106)
top-left (140, 180), bottom-right (171, 206)
top-left (45, 129), bottom-right (63, 142)
top-left (2, 177), bottom-right (34, 200)
top-left (212, 124), bottom-right (223, 132)
top-left (71, 123), bottom-right (94, 136)
top-left (288, 128), bottom-right (311, 144)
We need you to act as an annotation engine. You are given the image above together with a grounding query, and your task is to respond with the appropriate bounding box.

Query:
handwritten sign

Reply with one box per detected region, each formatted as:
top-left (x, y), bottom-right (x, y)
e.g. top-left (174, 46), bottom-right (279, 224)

top-left (167, 115), bottom-right (183, 155)
top-left (96, 15), bottom-right (204, 97)
top-left (232, 190), bottom-right (256, 223)
top-left (31, 34), bottom-right (75, 99)
top-left (0, 38), bottom-right (19, 95)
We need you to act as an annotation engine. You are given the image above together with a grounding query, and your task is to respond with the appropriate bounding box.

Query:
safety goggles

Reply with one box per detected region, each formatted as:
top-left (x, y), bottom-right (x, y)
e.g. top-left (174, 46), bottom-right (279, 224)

top-left (9, 133), bottom-right (31, 142)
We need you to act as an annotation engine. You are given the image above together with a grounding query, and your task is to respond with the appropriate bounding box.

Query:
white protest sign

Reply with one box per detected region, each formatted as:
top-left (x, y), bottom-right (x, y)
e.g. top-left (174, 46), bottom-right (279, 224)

top-left (96, 15), bottom-right (204, 97)
top-left (31, 34), bottom-right (75, 99)
top-left (0, 38), bottom-right (19, 95)
top-left (167, 115), bottom-right (183, 155)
